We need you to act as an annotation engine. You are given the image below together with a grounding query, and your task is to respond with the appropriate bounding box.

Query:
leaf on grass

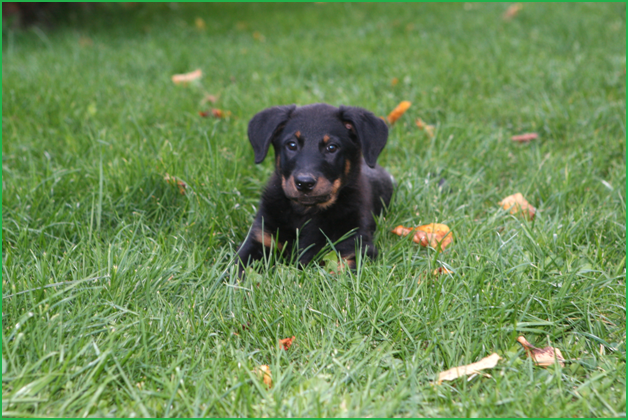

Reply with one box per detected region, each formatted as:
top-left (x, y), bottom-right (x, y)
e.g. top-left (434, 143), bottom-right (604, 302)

top-left (203, 94), bottom-right (218, 104)
top-left (416, 118), bottom-right (435, 137)
top-left (253, 31), bottom-right (266, 42)
top-left (164, 173), bottom-right (187, 195)
top-left (195, 17), bottom-right (206, 30)
top-left (255, 365), bottom-right (272, 388)
top-left (200, 108), bottom-right (232, 118)
top-left (511, 132), bottom-right (538, 143)
top-left (279, 336), bottom-right (295, 350)
top-left (517, 336), bottom-right (565, 367)
top-left (79, 36), bottom-right (93, 47)
top-left (437, 353), bottom-right (501, 384)
top-left (392, 223), bottom-right (453, 250)
top-left (498, 193), bottom-right (536, 220)
top-left (503, 3), bottom-right (523, 20)
top-left (391, 225), bottom-right (417, 236)
top-left (413, 223), bottom-right (453, 250)
top-left (171, 69), bottom-right (202, 85)
top-left (387, 101), bottom-right (411, 124)
top-left (391, 77), bottom-right (399, 87)
top-left (433, 267), bottom-right (453, 276)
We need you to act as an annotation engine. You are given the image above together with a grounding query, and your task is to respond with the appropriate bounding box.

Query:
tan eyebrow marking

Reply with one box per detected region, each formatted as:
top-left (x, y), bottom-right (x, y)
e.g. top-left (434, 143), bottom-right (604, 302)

top-left (323, 135), bottom-right (330, 143)
top-left (295, 131), bottom-right (301, 139)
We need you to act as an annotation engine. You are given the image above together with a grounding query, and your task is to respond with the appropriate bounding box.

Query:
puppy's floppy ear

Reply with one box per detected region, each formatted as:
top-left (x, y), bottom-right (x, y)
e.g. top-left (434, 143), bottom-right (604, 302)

top-left (339, 105), bottom-right (388, 168)
top-left (247, 105), bottom-right (296, 164)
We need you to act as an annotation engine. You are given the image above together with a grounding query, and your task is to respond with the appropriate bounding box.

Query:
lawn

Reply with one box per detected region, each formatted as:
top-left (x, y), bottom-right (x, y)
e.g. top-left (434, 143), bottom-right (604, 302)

top-left (2, 3), bottom-right (626, 417)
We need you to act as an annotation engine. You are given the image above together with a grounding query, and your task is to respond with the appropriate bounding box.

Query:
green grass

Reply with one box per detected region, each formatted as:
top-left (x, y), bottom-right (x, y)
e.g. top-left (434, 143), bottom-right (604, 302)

top-left (2, 3), bottom-right (626, 417)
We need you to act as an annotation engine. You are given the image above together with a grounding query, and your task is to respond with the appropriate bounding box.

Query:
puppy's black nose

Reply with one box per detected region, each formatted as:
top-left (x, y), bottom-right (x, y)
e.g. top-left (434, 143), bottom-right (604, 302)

top-left (295, 175), bottom-right (316, 192)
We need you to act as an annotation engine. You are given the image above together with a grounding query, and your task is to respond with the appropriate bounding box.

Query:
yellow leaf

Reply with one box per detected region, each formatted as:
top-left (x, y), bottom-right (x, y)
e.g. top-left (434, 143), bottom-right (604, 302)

top-left (433, 267), bottom-right (453, 276)
top-left (503, 3), bottom-right (523, 20)
top-left (437, 353), bottom-right (501, 384)
top-left (171, 69), bottom-right (202, 85)
top-left (387, 101), bottom-right (411, 124)
top-left (255, 365), bottom-right (272, 388)
top-left (195, 17), bottom-right (206, 30)
top-left (498, 193), bottom-right (536, 220)
top-left (413, 223), bottom-right (453, 251)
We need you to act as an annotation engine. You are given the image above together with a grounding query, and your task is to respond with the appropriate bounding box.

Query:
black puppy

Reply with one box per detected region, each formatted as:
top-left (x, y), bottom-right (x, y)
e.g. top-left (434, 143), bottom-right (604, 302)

top-left (237, 103), bottom-right (394, 274)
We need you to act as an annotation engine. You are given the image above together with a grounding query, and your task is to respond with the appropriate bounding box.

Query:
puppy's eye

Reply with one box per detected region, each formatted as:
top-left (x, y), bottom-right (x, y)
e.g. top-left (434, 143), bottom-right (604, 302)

top-left (326, 144), bottom-right (338, 153)
top-left (286, 141), bottom-right (297, 151)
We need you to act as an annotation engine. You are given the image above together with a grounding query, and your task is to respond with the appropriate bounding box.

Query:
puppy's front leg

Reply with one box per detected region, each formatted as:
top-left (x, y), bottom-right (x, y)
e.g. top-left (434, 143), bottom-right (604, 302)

top-left (236, 218), bottom-right (282, 277)
top-left (334, 231), bottom-right (378, 270)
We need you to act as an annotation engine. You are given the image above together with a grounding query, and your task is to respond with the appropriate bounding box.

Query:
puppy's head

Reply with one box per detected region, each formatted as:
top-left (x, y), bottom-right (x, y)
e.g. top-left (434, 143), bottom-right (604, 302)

top-left (247, 103), bottom-right (388, 208)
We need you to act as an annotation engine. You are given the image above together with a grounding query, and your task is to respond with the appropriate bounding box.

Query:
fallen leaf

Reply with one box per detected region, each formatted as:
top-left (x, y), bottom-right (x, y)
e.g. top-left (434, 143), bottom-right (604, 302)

top-left (387, 101), bottom-right (412, 124)
top-left (171, 69), bottom-right (202, 85)
top-left (253, 31), bottom-right (266, 42)
top-left (195, 17), bottom-right (206, 30)
top-left (503, 3), bottom-right (523, 20)
top-left (517, 336), bottom-right (565, 367)
top-left (416, 118), bottom-right (435, 137)
top-left (437, 353), bottom-right (501, 384)
top-left (433, 267), bottom-right (453, 275)
top-left (164, 173), bottom-right (187, 195)
top-left (392, 223), bottom-right (453, 250)
top-left (413, 223), bottom-right (453, 250)
top-left (511, 132), bottom-right (538, 143)
top-left (424, 125), bottom-right (435, 138)
top-left (255, 365), bottom-right (272, 388)
top-left (391, 77), bottom-right (399, 87)
top-left (391, 225), bottom-right (416, 236)
top-left (203, 94), bottom-right (218, 104)
top-left (279, 336), bottom-right (295, 350)
top-left (199, 108), bottom-right (232, 118)
top-left (78, 36), bottom-right (93, 47)
top-left (498, 193), bottom-right (536, 220)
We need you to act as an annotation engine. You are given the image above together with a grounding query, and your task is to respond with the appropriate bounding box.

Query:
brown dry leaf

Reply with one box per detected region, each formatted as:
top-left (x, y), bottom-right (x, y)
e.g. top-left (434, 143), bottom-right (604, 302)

top-left (279, 336), bottom-right (295, 350)
top-left (517, 336), bottom-right (565, 367)
top-left (171, 69), bottom-right (202, 85)
top-left (255, 365), bottom-right (272, 388)
top-left (391, 77), bottom-right (399, 87)
top-left (413, 223), bottom-right (453, 250)
top-left (387, 101), bottom-right (412, 124)
top-left (498, 193), bottom-right (536, 220)
top-left (433, 267), bottom-right (453, 276)
top-left (511, 132), bottom-right (538, 143)
top-left (503, 3), bottom-right (523, 20)
top-left (164, 173), bottom-right (187, 195)
top-left (437, 353), bottom-right (501, 384)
